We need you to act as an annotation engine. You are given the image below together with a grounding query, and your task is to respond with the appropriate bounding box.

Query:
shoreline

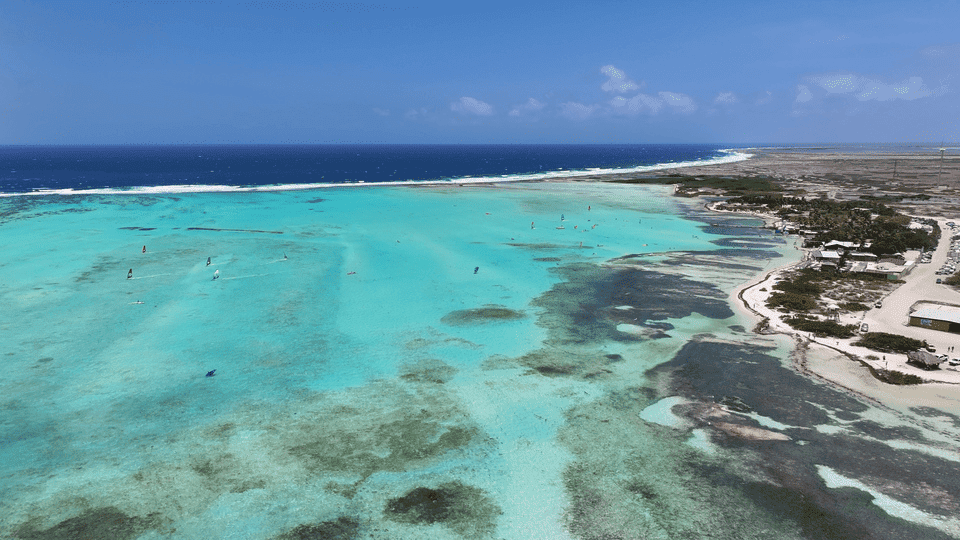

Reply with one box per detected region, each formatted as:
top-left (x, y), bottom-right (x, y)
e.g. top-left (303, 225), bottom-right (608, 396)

top-left (713, 203), bottom-right (960, 416)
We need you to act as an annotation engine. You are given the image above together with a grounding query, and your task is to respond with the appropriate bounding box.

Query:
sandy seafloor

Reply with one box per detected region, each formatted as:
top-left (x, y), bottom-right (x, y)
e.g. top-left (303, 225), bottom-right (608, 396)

top-left (2, 181), bottom-right (960, 539)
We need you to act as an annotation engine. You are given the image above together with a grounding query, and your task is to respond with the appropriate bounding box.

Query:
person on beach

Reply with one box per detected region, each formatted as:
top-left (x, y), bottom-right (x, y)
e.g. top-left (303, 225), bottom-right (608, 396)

top-left (127, 269), bottom-right (133, 279)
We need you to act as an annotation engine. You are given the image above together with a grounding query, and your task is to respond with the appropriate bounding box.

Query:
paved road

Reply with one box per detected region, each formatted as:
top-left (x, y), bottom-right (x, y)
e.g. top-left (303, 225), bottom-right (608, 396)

top-left (862, 218), bottom-right (960, 354)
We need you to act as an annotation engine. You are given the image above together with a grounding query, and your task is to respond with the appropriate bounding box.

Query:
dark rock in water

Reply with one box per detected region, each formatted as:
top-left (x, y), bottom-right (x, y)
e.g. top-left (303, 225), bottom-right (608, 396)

top-left (534, 365), bottom-right (575, 376)
top-left (384, 482), bottom-right (500, 536)
top-left (13, 506), bottom-right (164, 540)
top-left (274, 516), bottom-right (358, 540)
top-left (719, 395), bottom-right (752, 413)
top-left (387, 487), bottom-right (455, 523)
top-left (604, 353), bottom-right (624, 362)
top-left (441, 305), bottom-right (526, 326)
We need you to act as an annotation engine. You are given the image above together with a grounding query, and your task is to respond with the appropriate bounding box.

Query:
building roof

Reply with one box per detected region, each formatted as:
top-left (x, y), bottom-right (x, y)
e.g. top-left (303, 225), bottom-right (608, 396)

top-left (823, 240), bottom-right (859, 249)
top-left (852, 262), bottom-right (907, 275)
top-left (812, 250), bottom-right (841, 259)
top-left (908, 350), bottom-right (943, 366)
top-left (910, 308), bottom-right (960, 325)
top-left (849, 251), bottom-right (877, 258)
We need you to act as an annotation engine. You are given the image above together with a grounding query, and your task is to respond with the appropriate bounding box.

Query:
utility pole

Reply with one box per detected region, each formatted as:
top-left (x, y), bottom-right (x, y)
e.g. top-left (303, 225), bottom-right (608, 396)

top-left (938, 148), bottom-right (945, 183)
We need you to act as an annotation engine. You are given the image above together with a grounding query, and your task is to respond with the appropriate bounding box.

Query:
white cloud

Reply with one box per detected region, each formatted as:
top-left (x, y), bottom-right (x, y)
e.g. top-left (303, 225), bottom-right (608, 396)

top-left (713, 92), bottom-right (738, 104)
top-left (372, 108), bottom-right (390, 116)
top-left (795, 85), bottom-right (813, 103)
top-left (756, 91), bottom-right (774, 105)
top-left (610, 94), bottom-right (663, 115)
top-left (560, 102), bottom-right (600, 120)
top-left (405, 107), bottom-right (428, 119)
top-left (806, 73), bottom-right (935, 101)
top-left (508, 98), bottom-right (546, 117)
top-left (600, 65), bottom-right (643, 93)
top-left (658, 91), bottom-right (696, 114)
top-left (450, 96), bottom-right (493, 116)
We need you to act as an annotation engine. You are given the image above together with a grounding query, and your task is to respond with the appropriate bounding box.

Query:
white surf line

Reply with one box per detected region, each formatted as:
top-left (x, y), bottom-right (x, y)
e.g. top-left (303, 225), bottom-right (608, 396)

top-left (1, 151), bottom-right (754, 197)
top-left (817, 465), bottom-right (960, 536)
top-left (218, 273), bottom-right (273, 281)
top-left (129, 272), bottom-right (178, 279)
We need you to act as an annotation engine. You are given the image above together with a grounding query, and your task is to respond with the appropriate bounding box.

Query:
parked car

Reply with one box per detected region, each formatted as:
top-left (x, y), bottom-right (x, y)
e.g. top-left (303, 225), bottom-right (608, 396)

top-left (875, 301), bottom-right (882, 308)
top-left (937, 278), bottom-right (942, 284)
top-left (949, 358), bottom-right (960, 366)
top-left (860, 324), bottom-right (869, 332)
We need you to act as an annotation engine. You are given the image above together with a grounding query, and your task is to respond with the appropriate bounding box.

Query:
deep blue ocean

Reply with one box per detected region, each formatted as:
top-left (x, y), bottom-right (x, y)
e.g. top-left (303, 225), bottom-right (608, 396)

top-left (0, 144), bottom-right (738, 194)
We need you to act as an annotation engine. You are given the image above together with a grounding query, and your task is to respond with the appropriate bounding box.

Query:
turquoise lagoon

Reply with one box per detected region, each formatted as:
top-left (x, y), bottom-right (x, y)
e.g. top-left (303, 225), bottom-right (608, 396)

top-left (3, 182), bottom-right (960, 539)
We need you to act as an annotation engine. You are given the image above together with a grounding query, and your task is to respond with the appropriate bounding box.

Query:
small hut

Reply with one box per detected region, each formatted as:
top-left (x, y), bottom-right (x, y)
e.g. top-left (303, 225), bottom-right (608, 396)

top-left (907, 350), bottom-right (943, 370)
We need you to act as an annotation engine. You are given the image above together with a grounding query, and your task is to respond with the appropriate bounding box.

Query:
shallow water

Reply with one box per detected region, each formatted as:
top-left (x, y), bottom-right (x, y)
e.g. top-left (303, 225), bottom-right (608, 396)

top-left (2, 182), bottom-right (959, 539)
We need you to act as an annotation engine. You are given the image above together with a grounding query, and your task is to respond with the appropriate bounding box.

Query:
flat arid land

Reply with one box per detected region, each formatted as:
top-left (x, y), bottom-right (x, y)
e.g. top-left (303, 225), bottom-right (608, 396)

top-left (616, 148), bottom-right (960, 414)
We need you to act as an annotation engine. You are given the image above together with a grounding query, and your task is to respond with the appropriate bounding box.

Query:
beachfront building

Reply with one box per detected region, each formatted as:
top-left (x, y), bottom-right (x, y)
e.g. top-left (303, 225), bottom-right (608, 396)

top-left (850, 261), bottom-right (911, 280)
top-left (848, 252), bottom-right (878, 262)
top-left (823, 240), bottom-right (860, 253)
top-left (880, 254), bottom-right (907, 265)
top-left (812, 250), bottom-right (841, 263)
top-left (909, 308), bottom-right (960, 334)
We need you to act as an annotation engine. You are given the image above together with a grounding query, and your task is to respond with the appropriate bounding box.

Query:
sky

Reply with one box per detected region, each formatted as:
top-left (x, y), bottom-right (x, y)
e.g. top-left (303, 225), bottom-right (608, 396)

top-left (1, 0), bottom-right (959, 145)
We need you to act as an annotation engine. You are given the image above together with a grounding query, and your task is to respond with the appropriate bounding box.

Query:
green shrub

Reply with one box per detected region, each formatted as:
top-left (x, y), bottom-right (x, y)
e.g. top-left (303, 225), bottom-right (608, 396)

top-left (855, 332), bottom-right (926, 353)
top-left (839, 302), bottom-right (869, 312)
top-left (767, 292), bottom-right (817, 311)
top-left (785, 318), bottom-right (857, 338)
top-left (774, 279), bottom-right (822, 295)
top-left (878, 370), bottom-right (923, 385)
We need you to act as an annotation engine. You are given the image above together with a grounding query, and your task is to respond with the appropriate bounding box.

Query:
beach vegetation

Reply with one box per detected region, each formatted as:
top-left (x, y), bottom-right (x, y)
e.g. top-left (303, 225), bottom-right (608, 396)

top-left (876, 370), bottom-right (923, 385)
top-left (839, 301), bottom-right (869, 311)
top-left (784, 317), bottom-right (856, 338)
top-left (609, 174), bottom-right (781, 196)
top-left (773, 274), bottom-right (822, 295)
top-left (766, 291), bottom-right (817, 311)
top-left (721, 195), bottom-right (938, 255)
top-left (944, 274), bottom-right (960, 287)
top-left (855, 332), bottom-right (926, 353)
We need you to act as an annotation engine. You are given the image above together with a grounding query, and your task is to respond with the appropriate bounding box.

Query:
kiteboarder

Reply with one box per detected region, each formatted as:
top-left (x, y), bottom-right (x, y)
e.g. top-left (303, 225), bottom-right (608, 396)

top-left (127, 269), bottom-right (133, 279)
